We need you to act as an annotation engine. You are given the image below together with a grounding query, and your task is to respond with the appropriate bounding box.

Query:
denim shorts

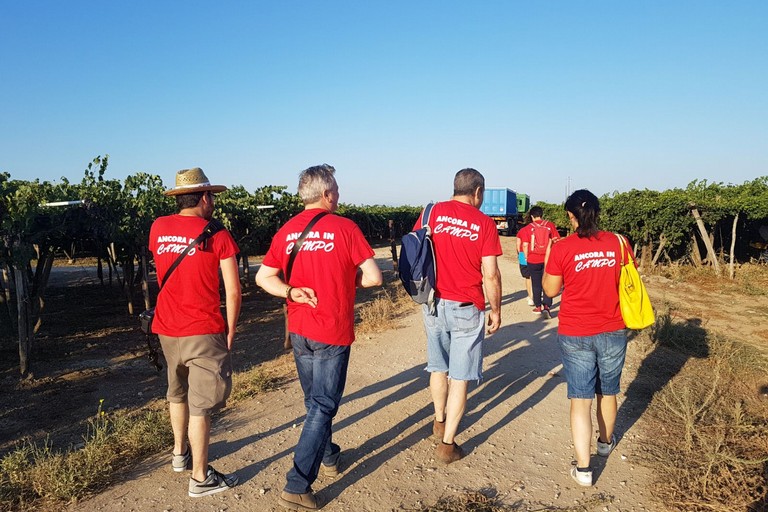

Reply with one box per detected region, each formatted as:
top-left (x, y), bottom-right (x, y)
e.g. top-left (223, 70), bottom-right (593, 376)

top-left (558, 329), bottom-right (627, 399)
top-left (422, 298), bottom-right (485, 381)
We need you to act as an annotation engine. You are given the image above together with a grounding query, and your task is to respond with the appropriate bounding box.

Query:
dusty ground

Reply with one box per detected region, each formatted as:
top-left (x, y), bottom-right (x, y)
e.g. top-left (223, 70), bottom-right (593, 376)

top-left (2, 236), bottom-right (766, 511)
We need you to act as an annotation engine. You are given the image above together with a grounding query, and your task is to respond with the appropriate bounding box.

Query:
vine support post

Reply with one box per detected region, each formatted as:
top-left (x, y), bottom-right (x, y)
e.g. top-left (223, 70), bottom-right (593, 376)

top-left (652, 235), bottom-right (667, 266)
top-left (389, 220), bottom-right (398, 271)
top-left (241, 253), bottom-right (250, 287)
top-left (14, 267), bottom-right (31, 377)
top-left (690, 206), bottom-right (722, 275)
top-left (141, 245), bottom-right (151, 310)
top-left (729, 212), bottom-right (739, 280)
top-left (1, 266), bottom-right (15, 339)
top-left (690, 234), bottom-right (703, 267)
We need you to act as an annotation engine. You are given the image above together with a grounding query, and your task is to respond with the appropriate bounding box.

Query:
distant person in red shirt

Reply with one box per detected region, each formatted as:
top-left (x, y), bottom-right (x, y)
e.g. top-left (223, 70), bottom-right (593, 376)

top-left (418, 168), bottom-right (502, 464)
top-left (256, 164), bottom-right (382, 511)
top-left (515, 212), bottom-right (534, 306)
top-left (518, 205), bottom-right (560, 317)
top-left (542, 189), bottom-right (629, 488)
top-left (149, 167), bottom-right (242, 497)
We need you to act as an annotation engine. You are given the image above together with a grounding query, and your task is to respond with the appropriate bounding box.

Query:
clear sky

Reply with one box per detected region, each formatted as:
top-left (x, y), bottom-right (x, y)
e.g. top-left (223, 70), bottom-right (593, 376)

top-left (1, 1), bottom-right (766, 207)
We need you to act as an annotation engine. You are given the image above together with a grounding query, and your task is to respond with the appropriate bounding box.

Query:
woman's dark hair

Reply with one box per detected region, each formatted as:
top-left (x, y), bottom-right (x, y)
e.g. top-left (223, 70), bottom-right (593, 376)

top-left (564, 189), bottom-right (600, 238)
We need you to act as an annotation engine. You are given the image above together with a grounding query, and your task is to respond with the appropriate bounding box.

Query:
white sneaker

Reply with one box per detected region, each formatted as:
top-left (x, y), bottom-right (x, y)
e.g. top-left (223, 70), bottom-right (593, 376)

top-left (597, 434), bottom-right (617, 456)
top-left (526, 297), bottom-right (535, 306)
top-left (570, 466), bottom-right (593, 487)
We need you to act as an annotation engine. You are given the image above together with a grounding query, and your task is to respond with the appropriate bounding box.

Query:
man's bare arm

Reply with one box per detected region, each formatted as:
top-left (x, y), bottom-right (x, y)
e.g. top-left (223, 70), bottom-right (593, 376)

top-left (220, 256), bottom-right (242, 350)
top-left (482, 254), bottom-right (502, 334)
top-left (356, 257), bottom-right (383, 288)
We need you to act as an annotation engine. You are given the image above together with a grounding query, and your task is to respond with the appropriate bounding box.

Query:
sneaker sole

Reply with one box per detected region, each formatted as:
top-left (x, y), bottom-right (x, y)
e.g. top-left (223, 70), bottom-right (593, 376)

top-left (188, 476), bottom-right (239, 497)
top-left (172, 459), bottom-right (190, 472)
top-left (172, 455), bottom-right (191, 472)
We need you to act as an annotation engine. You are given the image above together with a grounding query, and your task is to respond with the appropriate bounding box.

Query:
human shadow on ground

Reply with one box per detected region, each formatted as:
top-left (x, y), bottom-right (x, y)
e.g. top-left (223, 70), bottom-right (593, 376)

top-left (317, 310), bottom-right (565, 501)
top-left (214, 360), bottom-right (431, 486)
top-left (460, 318), bottom-right (563, 453)
top-left (217, 297), bottom-right (564, 495)
top-left (501, 290), bottom-right (527, 306)
top-left (591, 316), bottom-right (709, 483)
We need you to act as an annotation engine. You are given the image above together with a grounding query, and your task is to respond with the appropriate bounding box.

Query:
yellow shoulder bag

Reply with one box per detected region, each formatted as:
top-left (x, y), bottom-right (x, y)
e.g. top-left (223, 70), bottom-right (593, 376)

top-left (616, 234), bottom-right (655, 329)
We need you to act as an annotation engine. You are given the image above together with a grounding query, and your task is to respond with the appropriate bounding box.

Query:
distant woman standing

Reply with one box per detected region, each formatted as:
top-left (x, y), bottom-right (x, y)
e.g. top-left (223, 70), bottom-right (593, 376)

top-left (542, 189), bottom-right (628, 487)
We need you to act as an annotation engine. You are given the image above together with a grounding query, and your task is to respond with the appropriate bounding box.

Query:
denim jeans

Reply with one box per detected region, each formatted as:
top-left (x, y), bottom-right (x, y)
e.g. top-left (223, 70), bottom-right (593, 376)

top-left (422, 298), bottom-right (485, 381)
top-left (528, 262), bottom-right (552, 308)
top-left (558, 329), bottom-right (627, 399)
top-left (285, 334), bottom-right (350, 494)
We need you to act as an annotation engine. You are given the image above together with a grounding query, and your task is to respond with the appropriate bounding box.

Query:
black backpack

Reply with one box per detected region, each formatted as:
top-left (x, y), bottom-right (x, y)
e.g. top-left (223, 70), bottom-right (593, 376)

top-left (399, 203), bottom-right (437, 314)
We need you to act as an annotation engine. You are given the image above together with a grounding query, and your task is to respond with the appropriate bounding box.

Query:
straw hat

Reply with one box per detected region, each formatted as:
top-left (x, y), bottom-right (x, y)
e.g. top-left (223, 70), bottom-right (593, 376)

top-left (163, 167), bottom-right (228, 196)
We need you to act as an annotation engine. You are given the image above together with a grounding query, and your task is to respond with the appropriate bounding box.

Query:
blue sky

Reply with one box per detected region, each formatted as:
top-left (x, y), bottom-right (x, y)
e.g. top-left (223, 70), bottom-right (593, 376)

top-left (1, 1), bottom-right (766, 207)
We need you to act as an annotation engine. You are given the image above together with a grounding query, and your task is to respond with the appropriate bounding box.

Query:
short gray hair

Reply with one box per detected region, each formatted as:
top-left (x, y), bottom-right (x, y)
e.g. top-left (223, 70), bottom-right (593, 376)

top-left (297, 164), bottom-right (337, 204)
top-left (453, 168), bottom-right (485, 197)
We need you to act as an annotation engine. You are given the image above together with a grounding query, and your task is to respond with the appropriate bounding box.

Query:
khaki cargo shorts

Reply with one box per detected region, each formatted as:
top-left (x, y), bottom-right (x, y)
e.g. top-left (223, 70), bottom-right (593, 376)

top-left (158, 333), bottom-right (232, 416)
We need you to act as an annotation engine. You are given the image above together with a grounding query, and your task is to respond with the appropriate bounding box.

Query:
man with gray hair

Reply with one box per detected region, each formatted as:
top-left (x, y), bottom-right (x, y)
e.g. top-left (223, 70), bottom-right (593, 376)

top-left (256, 164), bottom-right (382, 511)
top-left (416, 168), bottom-right (502, 464)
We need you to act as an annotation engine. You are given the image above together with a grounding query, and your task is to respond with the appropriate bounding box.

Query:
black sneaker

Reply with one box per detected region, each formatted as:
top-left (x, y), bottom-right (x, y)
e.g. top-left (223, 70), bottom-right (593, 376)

top-left (541, 306), bottom-right (551, 319)
top-left (188, 465), bottom-right (239, 497)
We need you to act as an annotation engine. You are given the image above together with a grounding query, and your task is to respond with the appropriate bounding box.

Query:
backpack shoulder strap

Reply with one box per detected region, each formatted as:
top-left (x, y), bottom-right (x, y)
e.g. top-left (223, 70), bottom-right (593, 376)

top-left (159, 218), bottom-right (225, 292)
top-left (421, 202), bottom-right (435, 228)
top-left (286, 211), bottom-right (329, 283)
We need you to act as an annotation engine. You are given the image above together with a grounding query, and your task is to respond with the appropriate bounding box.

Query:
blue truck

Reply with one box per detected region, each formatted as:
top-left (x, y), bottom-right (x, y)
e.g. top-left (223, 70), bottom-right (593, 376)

top-left (480, 188), bottom-right (530, 236)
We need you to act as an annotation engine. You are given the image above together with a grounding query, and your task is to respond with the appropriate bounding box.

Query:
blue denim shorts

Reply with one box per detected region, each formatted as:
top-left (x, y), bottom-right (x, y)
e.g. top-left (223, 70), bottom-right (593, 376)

top-left (558, 329), bottom-right (627, 399)
top-left (422, 298), bottom-right (485, 381)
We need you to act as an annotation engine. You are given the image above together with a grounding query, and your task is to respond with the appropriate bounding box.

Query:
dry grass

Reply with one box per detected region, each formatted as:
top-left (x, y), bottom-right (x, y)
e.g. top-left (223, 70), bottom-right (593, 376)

top-left (0, 357), bottom-right (298, 512)
top-left (408, 489), bottom-right (613, 512)
top-left (356, 275), bottom-right (415, 334)
top-left (642, 307), bottom-right (768, 511)
top-left (654, 261), bottom-right (768, 296)
top-left (0, 404), bottom-right (171, 511)
top-left (230, 355), bottom-right (295, 403)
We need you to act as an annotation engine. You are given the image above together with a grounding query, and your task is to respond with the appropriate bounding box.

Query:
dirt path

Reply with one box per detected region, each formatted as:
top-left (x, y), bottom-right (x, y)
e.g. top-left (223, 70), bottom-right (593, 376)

top-left (72, 238), bottom-right (661, 512)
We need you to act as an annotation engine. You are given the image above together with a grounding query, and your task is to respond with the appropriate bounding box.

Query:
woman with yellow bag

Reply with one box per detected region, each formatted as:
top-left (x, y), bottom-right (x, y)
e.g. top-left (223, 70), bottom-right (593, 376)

top-left (542, 189), bottom-right (640, 488)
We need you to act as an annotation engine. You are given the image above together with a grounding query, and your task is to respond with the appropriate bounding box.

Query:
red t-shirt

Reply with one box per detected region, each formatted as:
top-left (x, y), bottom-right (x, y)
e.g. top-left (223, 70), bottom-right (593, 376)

top-left (262, 209), bottom-right (375, 346)
top-left (149, 214), bottom-right (240, 337)
top-left (544, 231), bottom-right (630, 336)
top-left (417, 200), bottom-right (502, 311)
top-left (518, 219), bottom-right (560, 264)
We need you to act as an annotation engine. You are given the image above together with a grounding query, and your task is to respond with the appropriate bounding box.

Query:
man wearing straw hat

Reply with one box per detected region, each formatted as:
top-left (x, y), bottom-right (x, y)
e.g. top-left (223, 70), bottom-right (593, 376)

top-left (149, 167), bottom-right (242, 497)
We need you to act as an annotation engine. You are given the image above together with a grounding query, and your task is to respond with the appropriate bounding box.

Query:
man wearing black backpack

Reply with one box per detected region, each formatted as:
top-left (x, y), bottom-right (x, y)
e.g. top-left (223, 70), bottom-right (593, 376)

top-left (418, 168), bottom-right (502, 464)
top-left (519, 205), bottom-right (560, 318)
